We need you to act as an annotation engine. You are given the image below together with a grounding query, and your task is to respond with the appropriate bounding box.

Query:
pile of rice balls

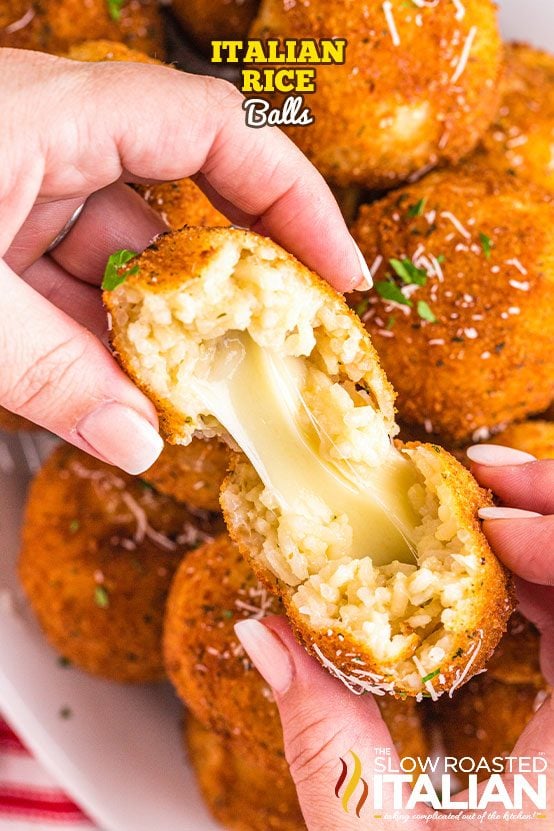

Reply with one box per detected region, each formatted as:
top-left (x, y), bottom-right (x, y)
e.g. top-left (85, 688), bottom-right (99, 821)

top-left (0, 0), bottom-right (552, 827)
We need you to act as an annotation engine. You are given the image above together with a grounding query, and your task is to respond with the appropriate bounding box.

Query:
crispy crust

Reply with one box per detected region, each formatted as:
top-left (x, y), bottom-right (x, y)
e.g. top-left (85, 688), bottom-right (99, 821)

top-left (491, 420), bottom-right (554, 461)
top-left (0, 0), bottom-right (163, 57)
top-left (351, 162), bottom-right (554, 443)
top-left (250, 0), bottom-right (501, 188)
top-left (137, 179), bottom-right (230, 231)
top-left (19, 444), bottom-right (222, 681)
top-left (164, 534), bottom-right (285, 756)
top-left (185, 715), bottom-right (305, 831)
top-left (222, 442), bottom-right (515, 699)
top-left (143, 438), bottom-right (230, 511)
top-left (478, 42), bottom-right (554, 192)
top-left (104, 226), bottom-right (397, 444)
top-left (66, 38), bottom-right (162, 64)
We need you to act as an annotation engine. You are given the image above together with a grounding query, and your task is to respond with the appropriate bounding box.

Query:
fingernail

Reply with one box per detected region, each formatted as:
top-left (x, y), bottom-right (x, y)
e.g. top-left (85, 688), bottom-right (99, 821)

top-left (479, 507), bottom-right (542, 520)
top-left (351, 237), bottom-right (373, 290)
top-left (76, 402), bottom-right (163, 475)
top-left (235, 619), bottom-right (294, 695)
top-left (467, 444), bottom-right (536, 466)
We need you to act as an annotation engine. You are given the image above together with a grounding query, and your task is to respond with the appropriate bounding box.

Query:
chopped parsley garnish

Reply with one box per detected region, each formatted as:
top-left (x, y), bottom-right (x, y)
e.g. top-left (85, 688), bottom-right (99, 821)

top-left (389, 258), bottom-right (427, 286)
top-left (57, 656), bottom-right (72, 668)
top-left (102, 249), bottom-right (138, 291)
top-left (139, 479), bottom-right (155, 491)
top-left (106, 0), bottom-right (125, 21)
top-left (59, 706), bottom-right (72, 719)
top-left (94, 585), bottom-right (110, 609)
top-left (375, 280), bottom-right (412, 307)
top-left (386, 315), bottom-right (396, 330)
top-left (417, 300), bottom-right (436, 323)
top-left (436, 254), bottom-right (446, 264)
top-left (407, 198), bottom-right (426, 217)
top-left (69, 519), bottom-right (80, 534)
top-left (421, 668), bottom-right (441, 684)
top-left (221, 609), bottom-right (234, 620)
top-left (479, 232), bottom-right (493, 259)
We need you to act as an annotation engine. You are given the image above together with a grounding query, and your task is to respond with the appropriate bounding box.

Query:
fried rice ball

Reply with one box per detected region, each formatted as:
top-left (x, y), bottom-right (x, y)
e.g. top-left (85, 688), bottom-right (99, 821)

top-left (479, 43), bottom-right (554, 192)
top-left (19, 444), bottom-right (222, 682)
top-left (138, 178), bottom-right (230, 231)
top-left (105, 226), bottom-right (514, 698)
top-left (491, 420), bottom-right (554, 461)
top-left (171, 0), bottom-right (259, 55)
top-left (435, 614), bottom-right (547, 789)
top-left (0, 0), bottom-right (163, 57)
top-left (351, 163), bottom-right (554, 444)
top-left (66, 37), bottom-right (161, 64)
top-left (249, 0), bottom-right (502, 189)
top-left (143, 438), bottom-right (230, 512)
top-left (0, 406), bottom-right (35, 432)
top-left (185, 716), bottom-right (305, 831)
top-left (164, 533), bottom-right (285, 756)
top-left (165, 533), bottom-right (429, 759)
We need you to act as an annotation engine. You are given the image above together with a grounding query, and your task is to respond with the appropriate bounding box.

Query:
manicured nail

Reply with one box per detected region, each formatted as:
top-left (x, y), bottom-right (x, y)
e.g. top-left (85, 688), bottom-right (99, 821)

top-left (351, 238), bottom-right (373, 290)
top-left (76, 402), bottom-right (163, 475)
top-left (234, 619), bottom-right (294, 694)
top-left (479, 507), bottom-right (542, 520)
top-left (467, 444), bottom-right (536, 466)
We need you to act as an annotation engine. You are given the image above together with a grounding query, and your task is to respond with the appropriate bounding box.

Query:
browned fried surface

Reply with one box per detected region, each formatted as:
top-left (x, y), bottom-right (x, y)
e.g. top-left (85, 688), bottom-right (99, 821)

top-left (0, 406), bottom-right (36, 432)
top-left (491, 420), bottom-right (554, 461)
top-left (138, 179), bottom-right (230, 231)
top-left (143, 438), bottom-right (230, 511)
top-left (164, 533), bottom-right (285, 755)
top-left (171, 0), bottom-right (258, 54)
top-left (19, 444), bottom-right (222, 682)
top-left (0, 0), bottom-right (163, 56)
top-left (479, 43), bottom-right (554, 192)
top-left (351, 163), bottom-right (554, 443)
top-left (223, 442), bottom-right (515, 699)
top-left (66, 37), bottom-right (161, 63)
top-left (185, 715), bottom-right (305, 831)
top-left (250, 0), bottom-right (501, 188)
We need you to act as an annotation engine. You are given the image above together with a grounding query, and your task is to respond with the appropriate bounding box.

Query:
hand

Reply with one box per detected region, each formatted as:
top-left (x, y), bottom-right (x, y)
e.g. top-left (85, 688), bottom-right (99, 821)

top-left (236, 445), bottom-right (554, 830)
top-left (0, 47), bottom-right (369, 474)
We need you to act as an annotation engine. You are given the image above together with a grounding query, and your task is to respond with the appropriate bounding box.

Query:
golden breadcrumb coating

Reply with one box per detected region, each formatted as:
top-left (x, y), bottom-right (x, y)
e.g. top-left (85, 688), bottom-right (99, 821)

top-left (351, 162), bottom-right (554, 444)
top-left (138, 179), bottom-right (230, 231)
top-left (143, 438), bottom-right (230, 511)
top-left (185, 716), bottom-right (305, 831)
top-left (164, 534), bottom-right (285, 756)
top-left (0, 406), bottom-right (36, 432)
top-left (491, 419), bottom-right (554, 461)
top-left (249, 0), bottom-right (502, 188)
top-left (435, 613), bottom-right (548, 789)
top-left (19, 444), bottom-right (222, 682)
top-left (66, 38), bottom-right (161, 64)
top-left (165, 533), bottom-right (429, 760)
top-left (171, 0), bottom-right (259, 54)
top-left (0, 0), bottom-right (163, 57)
top-left (479, 43), bottom-right (554, 192)
top-left (104, 226), bottom-right (514, 698)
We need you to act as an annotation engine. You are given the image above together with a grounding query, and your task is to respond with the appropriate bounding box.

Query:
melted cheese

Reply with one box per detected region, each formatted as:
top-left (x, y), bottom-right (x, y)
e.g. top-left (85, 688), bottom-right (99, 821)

top-left (191, 332), bottom-right (418, 566)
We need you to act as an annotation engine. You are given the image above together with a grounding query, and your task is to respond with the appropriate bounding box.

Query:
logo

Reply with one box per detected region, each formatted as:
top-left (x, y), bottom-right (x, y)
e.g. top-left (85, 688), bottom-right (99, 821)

top-left (334, 750), bottom-right (369, 817)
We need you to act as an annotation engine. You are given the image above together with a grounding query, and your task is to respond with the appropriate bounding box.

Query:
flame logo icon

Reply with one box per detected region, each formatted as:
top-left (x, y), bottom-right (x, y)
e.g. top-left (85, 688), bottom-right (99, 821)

top-left (334, 750), bottom-right (369, 817)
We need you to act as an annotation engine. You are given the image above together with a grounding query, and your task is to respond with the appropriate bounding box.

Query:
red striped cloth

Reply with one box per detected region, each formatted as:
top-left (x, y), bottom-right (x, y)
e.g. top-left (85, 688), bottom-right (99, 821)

top-left (0, 719), bottom-right (94, 828)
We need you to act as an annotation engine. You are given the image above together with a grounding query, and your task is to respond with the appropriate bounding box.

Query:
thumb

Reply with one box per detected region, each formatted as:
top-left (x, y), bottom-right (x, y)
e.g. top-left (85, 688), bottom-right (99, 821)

top-left (235, 616), bottom-right (412, 830)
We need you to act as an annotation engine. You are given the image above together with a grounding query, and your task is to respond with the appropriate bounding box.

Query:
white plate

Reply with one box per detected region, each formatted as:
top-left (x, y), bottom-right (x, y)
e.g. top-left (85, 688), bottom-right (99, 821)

top-left (0, 3), bottom-right (551, 829)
